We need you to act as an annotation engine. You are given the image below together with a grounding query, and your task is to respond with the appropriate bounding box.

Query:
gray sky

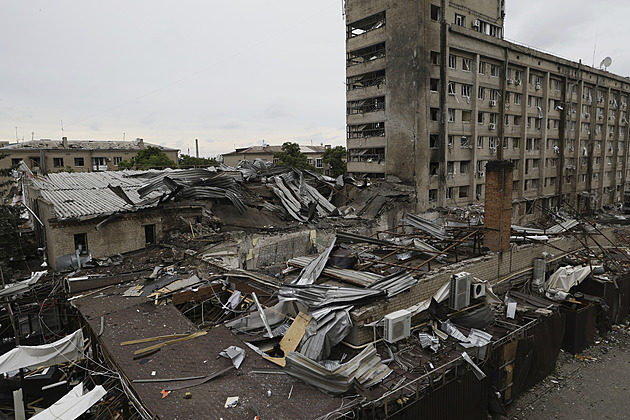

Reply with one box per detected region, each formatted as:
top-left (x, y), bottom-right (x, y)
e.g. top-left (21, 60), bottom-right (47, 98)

top-left (1, 1), bottom-right (629, 158)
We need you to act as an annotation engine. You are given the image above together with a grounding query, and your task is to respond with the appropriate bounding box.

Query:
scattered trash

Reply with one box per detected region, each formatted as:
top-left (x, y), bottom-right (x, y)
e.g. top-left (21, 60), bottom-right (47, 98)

top-left (224, 396), bottom-right (239, 408)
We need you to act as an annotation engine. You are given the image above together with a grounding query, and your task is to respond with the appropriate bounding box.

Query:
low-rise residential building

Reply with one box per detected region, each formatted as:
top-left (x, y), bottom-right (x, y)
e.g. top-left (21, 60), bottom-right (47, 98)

top-left (222, 144), bottom-right (331, 172)
top-left (0, 137), bottom-right (178, 174)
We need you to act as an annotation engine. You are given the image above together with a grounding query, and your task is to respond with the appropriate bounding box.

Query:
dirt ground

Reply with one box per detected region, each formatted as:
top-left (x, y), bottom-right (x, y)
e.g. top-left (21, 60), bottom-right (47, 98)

top-left (506, 323), bottom-right (630, 420)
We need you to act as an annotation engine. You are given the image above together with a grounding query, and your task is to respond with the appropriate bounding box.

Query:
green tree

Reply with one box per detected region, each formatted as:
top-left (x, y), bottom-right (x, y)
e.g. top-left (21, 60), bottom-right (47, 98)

top-left (322, 146), bottom-right (347, 177)
top-left (178, 154), bottom-right (219, 169)
top-left (273, 142), bottom-right (313, 169)
top-left (117, 146), bottom-right (176, 170)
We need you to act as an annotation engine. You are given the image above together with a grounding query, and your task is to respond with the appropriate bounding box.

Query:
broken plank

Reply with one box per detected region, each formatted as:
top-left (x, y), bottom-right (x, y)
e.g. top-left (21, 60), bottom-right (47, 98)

top-left (121, 334), bottom-right (190, 346)
top-left (263, 311), bottom-right (311, 367)
top-left (133, 331), bottom-right (207, 355)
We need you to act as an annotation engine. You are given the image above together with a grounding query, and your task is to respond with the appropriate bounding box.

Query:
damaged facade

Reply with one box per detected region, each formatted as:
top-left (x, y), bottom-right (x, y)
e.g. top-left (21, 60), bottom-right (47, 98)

top-left (0, 137), bottom-right (178, 175)
top-left (345, 0), bottom-right (630, 219)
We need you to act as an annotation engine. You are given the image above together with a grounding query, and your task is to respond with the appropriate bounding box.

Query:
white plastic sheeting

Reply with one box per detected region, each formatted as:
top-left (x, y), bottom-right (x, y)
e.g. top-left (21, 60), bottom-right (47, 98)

top-left (31, 382), bottom-right (106, 420)
top-left (0, 330), bottom-right (84, 374)
top-left (545, 265), bottom-right (593, 293)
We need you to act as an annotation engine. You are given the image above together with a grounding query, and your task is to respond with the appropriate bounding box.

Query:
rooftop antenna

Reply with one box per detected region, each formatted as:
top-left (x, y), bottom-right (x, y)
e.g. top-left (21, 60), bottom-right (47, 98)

top-left (31, 132), bottom-right (34, 141)
top-left (600, 56), bottom-right (612, 71)
top-left (123, 132), bottom-right (126, 141)
top-left (15, 127), bottom-right (19, 142)
top-left (61, 120), bottom-right (64, 137)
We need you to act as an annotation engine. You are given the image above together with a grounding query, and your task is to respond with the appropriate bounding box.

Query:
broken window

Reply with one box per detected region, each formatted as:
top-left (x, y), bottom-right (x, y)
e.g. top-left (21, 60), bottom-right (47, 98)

top-left (430, 134), bottom-right (439, 148)
top-left (460, 136), bottom-right (470, 147)
top-left (53, 158), bottom-right (64, 168)
top-left (430, 108), bottom-right (440, 121)
top-left (447, 161), bottom-right (454, 175)
top-left (476, 184), bottom-right (483, 199)
top-left (478, 111), bottom-right (484, 124)
top-left (448, 109), bottom-right (455, 122)
top-left (460, 161), bottom-right (470, 174)
top-left (430, 78), bottom-right (439, 92)
top-left (74, 233), bottom-right (88, 254)
top-left (459, 185), bottom-right (469, 198)
top-left (347, 96), bottom-right (385, 114)
top-left (30, 157), bottom-right (40, 168)
top-left (477, 136), bottom-right (484, 148)
top-left (346, 70), bottom-right (386, 90)
top-left (513, 180), bottom-right (520, 192)
top-left (347, 42), bottom-right (386, 66)
top-left (347, 11), bottom-right (386, 38)
top-left (462, 111), bottom-right (471, 123)
top-left (429, 161), bottom-right (439, 176)
top-left (478, 86), bottom-right (485, 100)
top-left (514, 93), bottom-right (522, 105)
top-left (478, 61), bottom-right (486, 74)
top-left (347, 122), bottom-right (385, 138)
top-left (448, 81), bottom-right (456, 95)
top-left (431, 51), bottom-right (440, 65)
top-left (462, 58), bottom-right (471, 72)
top-left (513, 138), bottom-right (520, 149)
top-left (316, 158), bottom-right (323, 168)
top-left (461, 84), bottom-right (472, 98)
top-left (430, 4), bottom-right (441, 21)
top-left (429, 189), bottom-right (438, 201)
top-left (446, 187), bottom-right (453, 199)
top-left (348, 148), bottom-right (385, 163)
top-left (145, 224), bottom-right (156, 245)
top-left (11, 158), bottom-right (21, 167)
top-left (455, 14), bottom-right (466, 27)
top-left (74, 157), bottom-right (84, 167)
top-left (449, 55), bottom-right (457, 69)
top-left (490, 64), bottom-right (500, 77)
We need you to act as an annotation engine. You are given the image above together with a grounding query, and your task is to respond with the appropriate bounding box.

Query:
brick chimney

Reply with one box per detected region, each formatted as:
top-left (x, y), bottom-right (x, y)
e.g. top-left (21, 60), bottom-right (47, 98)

top-left (483, 160), bottom-right (514, 252)
top-left (62, 136), bottom-right (68, 148)
top-left (136, 138), bottom-right (144, 148)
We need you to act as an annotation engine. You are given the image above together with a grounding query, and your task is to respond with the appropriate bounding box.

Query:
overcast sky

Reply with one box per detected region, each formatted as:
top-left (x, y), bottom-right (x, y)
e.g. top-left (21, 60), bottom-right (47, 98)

top-left (1, 1), bottom-right (629, 158)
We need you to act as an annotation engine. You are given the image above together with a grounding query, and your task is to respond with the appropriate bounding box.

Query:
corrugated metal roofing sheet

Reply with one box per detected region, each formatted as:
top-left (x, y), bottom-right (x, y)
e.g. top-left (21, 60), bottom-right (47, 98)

top-left (32, 171), bottom-right (164, 220)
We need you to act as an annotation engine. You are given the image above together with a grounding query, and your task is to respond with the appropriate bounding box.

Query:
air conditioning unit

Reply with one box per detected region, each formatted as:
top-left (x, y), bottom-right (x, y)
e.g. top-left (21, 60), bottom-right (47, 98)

top-left (585, 113), bottom-right (590, 118)
top-left (472, 19), bottom-right (480, 28)
top-left (384, 310), bottom-right (411, 343)
top-left (599, 115), bottom-right (603, 120)
top-left (507, 79), bottom-right (513, 85)
top-left (490, 147), bottom-right (497, 153)
top-left (515, 79), bottom-right (522, 86)
top-left (489, 123), bottom-right (496, 130)
top-left (490, 100), bottom-right (497, 107)
top-left (449, 272), bottom-right (471, 310)
top-left (477, 171), bottom-right (485, 177)
top-left (535, 83), bottom-right (541, 91)
top-left (471, 283), bottom-right (486, 299)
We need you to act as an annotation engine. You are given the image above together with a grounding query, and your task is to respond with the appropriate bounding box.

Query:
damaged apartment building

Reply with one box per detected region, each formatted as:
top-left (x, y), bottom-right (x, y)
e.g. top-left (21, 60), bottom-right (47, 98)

top-left (345, 0), bottom-right (630, 219)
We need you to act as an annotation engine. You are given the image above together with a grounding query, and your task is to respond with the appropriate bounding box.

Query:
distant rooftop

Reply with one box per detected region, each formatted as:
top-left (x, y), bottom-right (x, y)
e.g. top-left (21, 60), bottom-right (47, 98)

top-left (225, 144), bottom-right (329, 155)
top-left (1, 138), bottom-right (178, 151)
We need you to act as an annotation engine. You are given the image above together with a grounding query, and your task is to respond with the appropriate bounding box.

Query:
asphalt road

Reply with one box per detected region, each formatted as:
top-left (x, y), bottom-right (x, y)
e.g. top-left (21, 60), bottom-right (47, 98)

top-left (507, 324), bottom-right (630, 420)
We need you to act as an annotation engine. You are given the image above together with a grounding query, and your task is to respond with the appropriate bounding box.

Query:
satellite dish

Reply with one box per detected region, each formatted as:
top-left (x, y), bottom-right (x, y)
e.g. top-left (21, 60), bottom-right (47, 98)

top-left (600, 56), bottom-right (613, 70)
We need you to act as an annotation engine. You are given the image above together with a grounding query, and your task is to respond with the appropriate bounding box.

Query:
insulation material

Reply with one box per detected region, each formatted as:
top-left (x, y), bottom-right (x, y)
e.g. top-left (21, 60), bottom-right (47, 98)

top-left (31, 383), bottom-right (106, 420)
top-left (0, 330), bottom-right (84, 375)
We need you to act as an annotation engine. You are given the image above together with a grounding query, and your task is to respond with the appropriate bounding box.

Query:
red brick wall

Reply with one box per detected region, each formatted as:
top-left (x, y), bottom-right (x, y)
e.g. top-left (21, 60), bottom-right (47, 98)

top-left (484, 160), bottom-right (514, 251)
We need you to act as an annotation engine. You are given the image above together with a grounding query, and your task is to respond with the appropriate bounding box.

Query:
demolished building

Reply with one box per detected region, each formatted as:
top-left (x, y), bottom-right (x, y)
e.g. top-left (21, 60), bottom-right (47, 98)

top-left (3, 160), bottom-right (630, 419)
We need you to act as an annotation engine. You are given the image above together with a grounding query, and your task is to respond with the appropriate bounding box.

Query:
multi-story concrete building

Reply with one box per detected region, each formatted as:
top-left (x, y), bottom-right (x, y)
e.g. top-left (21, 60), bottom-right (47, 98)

top-left (345, 0), bottom-right (630, 220)
top-left (0, 137), bottom-right (179, 174)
